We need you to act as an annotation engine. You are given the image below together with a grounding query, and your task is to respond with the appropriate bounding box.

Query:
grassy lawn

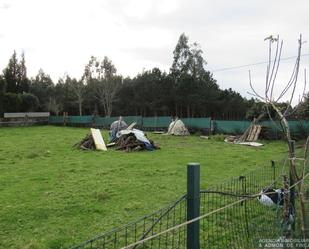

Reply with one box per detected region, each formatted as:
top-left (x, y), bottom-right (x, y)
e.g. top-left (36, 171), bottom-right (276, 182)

top-left (0, 126), bottom-right (288, 249)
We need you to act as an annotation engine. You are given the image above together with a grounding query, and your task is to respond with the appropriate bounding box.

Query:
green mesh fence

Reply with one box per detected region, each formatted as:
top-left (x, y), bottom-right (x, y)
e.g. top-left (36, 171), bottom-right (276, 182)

top-left (93, 117), bottom-right (104, 126)
top-left (182, 118), bottom-right (211, 129)
top-left (287, 120), bottom-right (309, 137)
top-left (93, 117), bottom-right (118, 127)
top-left (214, 120), bottom-right (251, 134)
top-left (48, 116), bottom-right (64, 124)
top-left (103, 117), bottom-right (118, 126)
top-left (142, 116), bottom-right (172, 128)
top-left (48, 116), bottom-right (309, 137)
top-left (68, 116), bottom-right (94, 124)
top-left (214, 120), bottom-right (309, 138)
top-left (122, 116), bottom-right (143, 126)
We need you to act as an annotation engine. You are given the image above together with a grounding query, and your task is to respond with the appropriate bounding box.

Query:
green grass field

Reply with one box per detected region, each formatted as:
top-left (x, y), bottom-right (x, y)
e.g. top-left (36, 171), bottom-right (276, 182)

top-left (0, 126), bottom-right (288, 249)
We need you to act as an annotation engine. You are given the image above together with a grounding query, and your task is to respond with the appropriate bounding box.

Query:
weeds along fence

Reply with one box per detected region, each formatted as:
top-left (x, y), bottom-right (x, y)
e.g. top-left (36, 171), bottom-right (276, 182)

top-left (48, 115), bottom-right (309, 139)
top-left (70, 160), bottom-right (308, 249)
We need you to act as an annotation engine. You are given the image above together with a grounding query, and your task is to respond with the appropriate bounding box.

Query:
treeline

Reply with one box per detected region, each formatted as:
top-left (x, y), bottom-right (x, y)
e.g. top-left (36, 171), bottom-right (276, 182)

top-left (0, 33), bottom-right (307, 119)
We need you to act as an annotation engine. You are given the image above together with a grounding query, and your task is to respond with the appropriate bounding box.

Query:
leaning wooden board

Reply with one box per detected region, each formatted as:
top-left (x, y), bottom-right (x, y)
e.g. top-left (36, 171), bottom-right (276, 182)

top-left (91, 128), bottom-right (107, 151)
top-left (127, 122), bottom-right (137, 130)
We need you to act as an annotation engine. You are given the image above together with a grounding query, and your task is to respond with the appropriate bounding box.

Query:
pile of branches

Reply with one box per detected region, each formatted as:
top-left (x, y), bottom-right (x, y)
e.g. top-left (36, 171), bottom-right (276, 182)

top-left (73, 134), bottom-right (95, 150)
top-left (115, 133), bottom-right (159, 152)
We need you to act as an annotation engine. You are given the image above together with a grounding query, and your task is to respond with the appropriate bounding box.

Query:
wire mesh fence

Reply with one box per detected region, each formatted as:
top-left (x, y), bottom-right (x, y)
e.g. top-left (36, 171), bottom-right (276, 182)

top-left (71, 161), bottom-right (308, 249)
top-left (199, 163), bottom-right (284, 249)
top-left (71, 195), bottom-right (187, 249)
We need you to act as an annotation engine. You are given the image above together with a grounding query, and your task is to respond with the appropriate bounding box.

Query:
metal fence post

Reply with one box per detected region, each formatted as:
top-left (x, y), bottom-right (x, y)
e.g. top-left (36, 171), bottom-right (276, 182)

top-left (187, 163), bottom-right (200, 249)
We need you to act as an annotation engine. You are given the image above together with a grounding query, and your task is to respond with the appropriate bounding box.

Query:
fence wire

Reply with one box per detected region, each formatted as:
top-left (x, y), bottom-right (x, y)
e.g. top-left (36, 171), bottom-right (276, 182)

top-left (199, 164), bottom-right (282, 249)
top-left (71, 195), bottom-right (187, 249)
top-left (71, 162), bottom-right (308, 249)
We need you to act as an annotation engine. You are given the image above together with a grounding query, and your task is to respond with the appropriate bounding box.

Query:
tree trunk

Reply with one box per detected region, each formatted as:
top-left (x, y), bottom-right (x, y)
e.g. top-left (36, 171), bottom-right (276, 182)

top-left (175, 103), bottom-right (178, 117)
top-left (79, 100), bottom-right (82, 116)
top-left (187, 105), bottom-right (190, 118)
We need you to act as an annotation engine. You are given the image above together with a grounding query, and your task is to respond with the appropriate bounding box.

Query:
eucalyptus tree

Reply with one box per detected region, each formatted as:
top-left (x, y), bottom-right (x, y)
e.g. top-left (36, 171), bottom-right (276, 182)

top-left (170, 33), bottom-right (219, 117)
top-left (83, 56), bottom-right (120, 116)
top-left (29, 69), bottom-right (54, 111)
top-left (3, 51), bottom-right (29, 94)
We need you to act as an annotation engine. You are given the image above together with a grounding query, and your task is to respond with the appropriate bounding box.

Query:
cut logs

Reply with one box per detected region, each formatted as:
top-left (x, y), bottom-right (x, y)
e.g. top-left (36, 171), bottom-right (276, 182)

top-left (73, 134), bottom-right (95, 150)
top-left (115, 133), bottom-right (160, 152)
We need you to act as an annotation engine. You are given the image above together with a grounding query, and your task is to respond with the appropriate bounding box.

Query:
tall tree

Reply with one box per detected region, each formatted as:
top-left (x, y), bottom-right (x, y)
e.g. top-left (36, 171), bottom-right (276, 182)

top-left (29, 69), bottom-right (54, 111)
top-left (171, 33), bottom-right (206, 80)
top-left (3, 51), bottom-right (19, 93)
top-left (17, 52), bottom-right (29, 93)
top-left (0, 75), bottom-right (6, 115)
top-left (170, 33), bottom-right (219, 117)
top-left (294, 92), bottom-right (309, 119)
top-left (69, 79), bottom-right (85, 116)
top-left (2, 51), bottom-right (29, 94)
top-left (171, 33), bottom-right (191, 77)
top-left (83, 56), bottom-right (120, 116)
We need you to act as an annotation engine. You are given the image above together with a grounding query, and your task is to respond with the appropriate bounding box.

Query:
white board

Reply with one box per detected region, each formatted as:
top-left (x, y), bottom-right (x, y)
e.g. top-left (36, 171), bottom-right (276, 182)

top-left (127, 122), bottom-right (137, 130)
top-left (91, 128), bottom-right (107, 151)
top-left (237, 142), bottom-right (263, 147)
top-left (4, 112), bottom-right (50, 118)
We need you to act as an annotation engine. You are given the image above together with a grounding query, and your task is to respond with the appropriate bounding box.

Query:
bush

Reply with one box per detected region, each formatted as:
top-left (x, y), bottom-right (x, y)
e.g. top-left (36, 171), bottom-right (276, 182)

top-left (3, 92), bottom-right (39, 113)
top-left (20, 93), bottom-right (39, 112)
top-left (3, 92), bottom-right (22, 112)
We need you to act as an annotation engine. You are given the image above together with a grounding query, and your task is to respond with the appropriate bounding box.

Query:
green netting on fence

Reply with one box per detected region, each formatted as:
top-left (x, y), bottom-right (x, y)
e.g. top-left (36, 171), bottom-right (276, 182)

top-left (68, 116), bottom-right (93, 124)
top-left (287, 120), bottom-right (309, 137)
top-left (260, 120), bottom-right (309, 138)
top-left (122, 116), bottom-right (143, 126)
top-left (214, 120), bottom-right (251, 134)
top-left (142, 116), bottom-right (172, 128)
top-left (49, 116), bottom-right (211, 129)
top-left (49, 116), bottom-right (64, 124)
top-left (214, 120), bottom-right (309, 137)
top-left (182, 118), bottom-right (211, 129)
top-left (93, 117), bottom-right (118, 127)
top-left (93, 116), bottom-right (142, 127)
top-left (48, 116), bottom-right (309, 137)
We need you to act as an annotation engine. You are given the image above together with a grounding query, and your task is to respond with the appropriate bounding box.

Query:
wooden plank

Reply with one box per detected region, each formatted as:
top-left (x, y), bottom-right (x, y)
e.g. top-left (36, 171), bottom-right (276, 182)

top-left (247, 125), bottom-right (257, 141)
top-left (249, 125), bottom-right (260, 141)
top-left (238, 142), bottom-right (263, 147)
top-left (153, 131), bottom-right (164, 134)
top-left (127, 122), bottom-right (137, 130)
top-left (4, 112), bottom-right (50, 118)
top-left (248, 125), bottom-right (255, 141)
top-left (253, 125), bottom-right (261, 141)
top-left (91, 128), bottom-right (107, 151)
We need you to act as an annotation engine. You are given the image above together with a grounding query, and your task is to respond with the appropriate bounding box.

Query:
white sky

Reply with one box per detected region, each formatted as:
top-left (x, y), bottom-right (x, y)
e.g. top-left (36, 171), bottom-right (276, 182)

top-left (1, 0), bottom-right (309, 102)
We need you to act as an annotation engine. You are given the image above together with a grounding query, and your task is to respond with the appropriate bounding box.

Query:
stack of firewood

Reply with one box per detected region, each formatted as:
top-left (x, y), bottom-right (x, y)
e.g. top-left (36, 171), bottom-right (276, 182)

top-left (115, 133), bottom-right (159, 152)
top-left (73, 134), bottom-right (95, 150)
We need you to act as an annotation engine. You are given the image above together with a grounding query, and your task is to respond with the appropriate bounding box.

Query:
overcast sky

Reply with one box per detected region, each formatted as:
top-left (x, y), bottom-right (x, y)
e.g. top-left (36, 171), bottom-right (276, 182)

top-left (1, 0), bottom-right (309, 102)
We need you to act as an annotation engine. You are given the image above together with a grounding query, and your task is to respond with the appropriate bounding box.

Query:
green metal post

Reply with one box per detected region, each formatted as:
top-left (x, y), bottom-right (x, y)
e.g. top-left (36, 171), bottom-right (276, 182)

top-left (187, 163), bottom-right (200, 249)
